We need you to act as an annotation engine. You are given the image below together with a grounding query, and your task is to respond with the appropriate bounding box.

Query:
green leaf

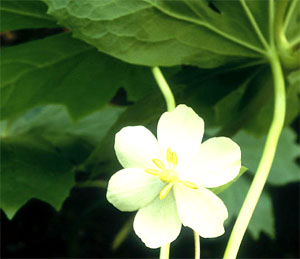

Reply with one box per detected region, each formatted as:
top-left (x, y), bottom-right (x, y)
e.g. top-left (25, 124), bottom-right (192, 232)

top-left (83, 88), bottom-right (167, 176)
top-left (214, 65), bottom-right (273, 136)
top-left (1, 134), bottom-right (74, 219)
top-left (285, 70), bottom-right (300, 125)
top-left (220, 176), bottom-right (275, 239)
top-left (44, 0), bottom-right (271, 67)
top-left (210, 166), bottom-right (247, 194)
top-left (0, 0), bottom-right (58, 32)
top-left (5, 104), bottom-right (125, 164)
top-left (1, 32), bottom-right (154, 121)
top-left (213, 64), bottom-right (299, 137)
top-left (175, 63), bottom-right (276, 136)
top-left (1, 104), bottom-right (125, 219)
top-left (284, 0), bottom-right (300, 43)
top-left (233, 128), bottom-right (300, 185)
top-left (243, 70), bottom-right (299, 136)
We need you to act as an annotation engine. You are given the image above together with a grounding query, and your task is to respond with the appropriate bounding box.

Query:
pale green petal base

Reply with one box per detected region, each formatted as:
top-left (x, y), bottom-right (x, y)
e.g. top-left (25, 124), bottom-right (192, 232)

top-left (184, 137), bottom-right (241, 188)
top-left (115, 126), bottom-right (162, 169)
top-left (107, 168), bottom-right (164, 212)
top-left (174, 183), bottom-right (228, 238)
top-left (157, 104), bottom-right (204, 167)
top-left (133, 190), bottom-right (182, 248)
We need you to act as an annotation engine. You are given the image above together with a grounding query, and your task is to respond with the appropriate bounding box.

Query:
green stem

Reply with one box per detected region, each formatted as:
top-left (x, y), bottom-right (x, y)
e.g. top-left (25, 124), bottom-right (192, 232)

top-left (194, 231), bottom-right (200, 259)
top-left (274, 0), bottom-right (300, 69)
top-left (159, 243), bottom-right (170, 259)
top-left (223, 51), bottom-right (286, 259)
top-left (152, 67), bottom-right (176, 112)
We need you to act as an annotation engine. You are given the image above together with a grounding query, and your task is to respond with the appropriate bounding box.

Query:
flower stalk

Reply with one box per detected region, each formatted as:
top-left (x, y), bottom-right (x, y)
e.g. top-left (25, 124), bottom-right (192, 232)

top-left (159, 243), bottom-right (170, 259)
top-left (151, 67), bottom-right (176, 112)
top-left (223, 51), bottom-right (286, 259)
top-left (194, 231), bottom-right (200, 259)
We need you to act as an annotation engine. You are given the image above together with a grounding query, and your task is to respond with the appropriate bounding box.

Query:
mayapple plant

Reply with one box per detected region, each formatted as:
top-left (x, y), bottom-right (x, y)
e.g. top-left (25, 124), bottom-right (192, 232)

top-left (106, 104), bottom-right (241, 248)
top-left (2, 0), bottom-right (298, 258)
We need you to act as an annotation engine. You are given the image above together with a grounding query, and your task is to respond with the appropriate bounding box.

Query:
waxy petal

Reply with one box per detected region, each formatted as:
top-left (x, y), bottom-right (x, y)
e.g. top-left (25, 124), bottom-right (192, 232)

top-left (115, 126), bottom-right (162, 169)
top-left (183, 137), bottom-right (241, 188)
top-left (174, 183), bottom-right (228, 238)
top-left (157, 105), bottom-right (204, 167)
top-left (133, 191), bottom-right (182, 248)
top-left (107, 168), bottom-right (164, 212)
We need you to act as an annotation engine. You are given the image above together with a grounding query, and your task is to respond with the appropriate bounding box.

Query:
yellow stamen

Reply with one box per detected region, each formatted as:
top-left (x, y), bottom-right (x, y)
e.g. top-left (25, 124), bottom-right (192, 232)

top-left (166, 147), bottom-right (172, 163)
top-left (145, 169), bottom-right (159, 176)
top-left (145, 148), bottom-right (197, 200)
top-left (152, 158), bottom-right (165, 170)
top-left (160, 182), bottom-right (174, 200)
top-left (171, 151), bottom-right (177, 166)
top-left (182, 181), bottom-right (198, 189)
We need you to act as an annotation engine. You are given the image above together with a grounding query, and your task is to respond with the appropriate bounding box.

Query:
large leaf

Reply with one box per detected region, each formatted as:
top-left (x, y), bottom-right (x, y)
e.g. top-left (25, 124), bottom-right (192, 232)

top-left (220, 175), bottom-right (275, 239)
top-left (2, 134), bottom-right (74, 220)
top-left (1, 32), bottom-right (157, 121)
top-left (83, 87), bottom-right (167, 176)
top-left (284, 0), bottom-right (300, 43)
top-left (174, 63), bottom-right (277, 136)
top-left (182, 63), bottom-right (298, 137)
top-left (233, 128), bottom-right (300, 185)
top-left (0, 0), bottom-right (57, 32)
top-left (242, 70), bottom-right (299, 136)
top-left (43, 0), bottom-right (273, 68)
top-left (1, 104), bottom-right (125, 219)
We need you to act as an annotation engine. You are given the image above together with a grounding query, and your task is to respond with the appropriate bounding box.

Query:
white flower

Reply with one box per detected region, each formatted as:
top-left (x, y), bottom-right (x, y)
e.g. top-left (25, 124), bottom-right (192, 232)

top-left (106, 104), bottom-right (241, 249)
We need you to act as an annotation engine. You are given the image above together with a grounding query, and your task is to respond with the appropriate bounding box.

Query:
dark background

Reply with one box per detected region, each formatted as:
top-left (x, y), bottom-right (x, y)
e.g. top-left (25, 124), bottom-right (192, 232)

top-left (1, 29), bottom-right (299, 259)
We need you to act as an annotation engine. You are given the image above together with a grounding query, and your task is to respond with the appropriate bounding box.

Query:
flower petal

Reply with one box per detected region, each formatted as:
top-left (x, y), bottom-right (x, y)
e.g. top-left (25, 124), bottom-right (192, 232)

top-left (157, 104), bottom-right (204, 167)
top-left (106, 168), bottom-right (164, 212)
top-left (133, 190), bottom-right (182, 248)
top-left (183, 137), bottom-right (241, 188)
top-left (115, 126), bottom-right (162, 169)
top-left (174, 183), bottom-right (228, 238)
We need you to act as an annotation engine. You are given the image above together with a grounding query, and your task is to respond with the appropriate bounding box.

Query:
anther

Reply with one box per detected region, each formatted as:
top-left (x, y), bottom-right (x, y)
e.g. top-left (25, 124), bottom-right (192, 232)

top-left (171, 152), bottom-right (177, 166)
top-left (182, 181), bottom-right (198, 189)
top-left (166, 147), bottom-right (172, 163)
top-left (160, 182), bottom-right (174, 200)
top-left (145, 169), bottom-right (159, 176)
top-left (152, 159), bottom-right (165, 170)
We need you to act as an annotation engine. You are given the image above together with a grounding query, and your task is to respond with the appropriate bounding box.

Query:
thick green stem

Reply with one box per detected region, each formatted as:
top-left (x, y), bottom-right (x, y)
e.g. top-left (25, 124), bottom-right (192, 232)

top-left (159, 243), bottom-right (170, 259)
top-left (274, 0), bottom-right (300, 69)
top-left (194, 231), bottom-right (200, 259)
top-left (152, 67), bottom-right (176, 112)
top-left (223, 52), bottom-right (286, 259)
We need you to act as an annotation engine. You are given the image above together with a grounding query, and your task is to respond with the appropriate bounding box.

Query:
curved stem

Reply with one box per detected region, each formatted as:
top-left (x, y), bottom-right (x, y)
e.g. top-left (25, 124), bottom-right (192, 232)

top-left (223, 51), bottom-right (286, 259)
top-left (194, 231), bottom-right (200, 259)
top-left (159, 243), bottom-right (170, 259)
top-left (152, 67), bottom-right (176, 112)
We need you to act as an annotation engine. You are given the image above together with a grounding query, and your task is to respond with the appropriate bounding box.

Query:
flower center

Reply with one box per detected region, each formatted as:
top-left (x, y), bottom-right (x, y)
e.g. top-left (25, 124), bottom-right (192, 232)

top-left (145, 147), bottom-right (198, 200)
